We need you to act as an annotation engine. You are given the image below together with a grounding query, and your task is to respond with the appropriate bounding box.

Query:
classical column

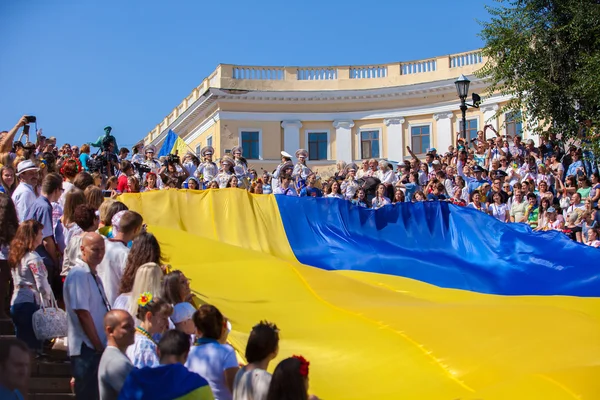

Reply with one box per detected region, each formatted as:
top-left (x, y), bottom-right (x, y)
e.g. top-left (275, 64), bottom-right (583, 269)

top-left (281, 120), bottom-right (302, 157)
top-left (333, 120), bottom-right (355, 162)
top-left (384, 118), bottom-right (405, 162)
top-left (433, 112), bottom-right (455, 153)
top-left (481, 103), bottom-right (499, 138)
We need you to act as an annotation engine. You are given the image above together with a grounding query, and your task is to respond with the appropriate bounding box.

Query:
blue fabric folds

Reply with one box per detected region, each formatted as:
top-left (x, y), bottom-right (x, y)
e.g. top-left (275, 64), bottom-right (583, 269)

top-left (275, 197), bottom-right (600, 297)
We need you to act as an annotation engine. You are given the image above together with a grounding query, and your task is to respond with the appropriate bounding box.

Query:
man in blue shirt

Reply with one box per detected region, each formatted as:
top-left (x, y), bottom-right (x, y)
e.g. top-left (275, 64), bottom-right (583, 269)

top-left (24, 173), bottom-right (63, 291)
top-left (299, 173), bottom-right (323, 197)
top-left (466, 165), bottom-right (488, 194)
top-left (0, 338), bottom-right (30, 400)
top-left (427, 183), bottom-right (447, 201)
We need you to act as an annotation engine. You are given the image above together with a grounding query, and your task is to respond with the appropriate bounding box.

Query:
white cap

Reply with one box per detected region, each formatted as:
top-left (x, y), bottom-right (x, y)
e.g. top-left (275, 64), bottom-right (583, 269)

top-left (171, 302), bottom-right (196, 324)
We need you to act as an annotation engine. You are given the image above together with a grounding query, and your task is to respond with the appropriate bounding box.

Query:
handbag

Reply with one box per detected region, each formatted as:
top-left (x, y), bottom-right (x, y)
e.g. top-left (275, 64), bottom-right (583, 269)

top-left (26, 261), bottom-right (68, 340)
top-left (32, 291), bottom-right (68, 341)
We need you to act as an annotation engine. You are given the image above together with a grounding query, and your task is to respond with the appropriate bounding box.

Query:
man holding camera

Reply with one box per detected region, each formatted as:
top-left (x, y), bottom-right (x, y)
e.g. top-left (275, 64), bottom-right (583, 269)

top-left (97, 141), bottom-right (120, 178)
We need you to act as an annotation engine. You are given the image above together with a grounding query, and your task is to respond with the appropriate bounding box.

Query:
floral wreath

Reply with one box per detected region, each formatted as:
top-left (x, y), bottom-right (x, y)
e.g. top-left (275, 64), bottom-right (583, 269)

top-left (59, 157), bottom-right (83, 176)
top-left (293, 355), bottom-right (310, 377)
top-left (138, 292), bottom-right (153, 307)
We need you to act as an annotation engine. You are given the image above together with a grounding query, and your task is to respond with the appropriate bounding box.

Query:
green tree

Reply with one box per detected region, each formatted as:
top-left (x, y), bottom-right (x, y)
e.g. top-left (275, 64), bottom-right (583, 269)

top-left (478, 0), bottom-right (600, 153)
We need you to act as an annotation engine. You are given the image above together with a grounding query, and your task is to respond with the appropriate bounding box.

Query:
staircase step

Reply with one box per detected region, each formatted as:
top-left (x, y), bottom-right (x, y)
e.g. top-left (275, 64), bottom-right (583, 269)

top-left (29, 393), bottom-right (74, 400)
top-left (29, 377), bottom-right (72, 393)
top-left (0, 318), bottom-right (14, 335)
top-left (33, 360), bottom-right (71, 377)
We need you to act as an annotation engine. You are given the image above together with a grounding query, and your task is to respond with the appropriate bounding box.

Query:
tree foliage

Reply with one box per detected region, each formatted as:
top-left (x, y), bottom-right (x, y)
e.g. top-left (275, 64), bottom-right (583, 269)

top-left (477, 0), bottom-right (600, 151)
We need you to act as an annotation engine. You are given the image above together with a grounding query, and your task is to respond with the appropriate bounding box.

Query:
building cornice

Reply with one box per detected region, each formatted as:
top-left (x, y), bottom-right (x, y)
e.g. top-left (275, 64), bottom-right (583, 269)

top-left (149, 92), bottom-right (216, 146)
top-left (215, 94), bottom-right (512, 124)
top-left (210, 75), bottom-right (489, 105)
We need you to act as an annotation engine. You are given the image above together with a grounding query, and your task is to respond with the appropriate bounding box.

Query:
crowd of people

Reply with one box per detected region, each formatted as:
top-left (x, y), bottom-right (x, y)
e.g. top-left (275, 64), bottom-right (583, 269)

top-left (0, 116), bottom-right (322, 400)
top-left (84, 122), bottom-right (597, 247)
top-left (0, 114), bottom-right (598, 399)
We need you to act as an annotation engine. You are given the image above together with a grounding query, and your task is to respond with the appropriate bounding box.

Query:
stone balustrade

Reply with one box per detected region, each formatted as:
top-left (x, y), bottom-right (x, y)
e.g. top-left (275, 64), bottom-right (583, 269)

top-left (146, 49), bottom-right (487, 143)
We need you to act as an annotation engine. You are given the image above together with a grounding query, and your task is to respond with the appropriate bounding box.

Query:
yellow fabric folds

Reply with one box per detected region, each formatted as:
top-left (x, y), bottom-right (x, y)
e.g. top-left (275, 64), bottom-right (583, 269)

top-left (119, 190), bottom-right (600, 400)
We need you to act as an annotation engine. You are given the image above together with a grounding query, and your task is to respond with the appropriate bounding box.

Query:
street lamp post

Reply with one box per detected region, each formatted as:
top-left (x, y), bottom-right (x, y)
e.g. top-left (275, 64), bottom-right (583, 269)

top-left (454, 75), bottom-right (482, 149)
top-left (455, 74), bottom-right (471, 147)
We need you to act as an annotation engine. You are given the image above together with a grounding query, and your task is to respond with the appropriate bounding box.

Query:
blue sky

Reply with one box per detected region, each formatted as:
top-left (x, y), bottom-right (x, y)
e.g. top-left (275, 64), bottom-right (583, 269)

top-left (0, 0), bottom-right (494, 148)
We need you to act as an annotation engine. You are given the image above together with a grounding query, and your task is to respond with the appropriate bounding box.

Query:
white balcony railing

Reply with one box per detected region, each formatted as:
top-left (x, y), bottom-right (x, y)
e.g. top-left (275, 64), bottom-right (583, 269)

top-left (450, 51), bottom-right (483, 68)
top-left (297, 67), bottom-right (337, 80)
top-left (349, 65), bottom-right (388, 79)
top-left (402, 59), bottom-right (437, 75)
top-left (232, 67), bottom-right (284, 80)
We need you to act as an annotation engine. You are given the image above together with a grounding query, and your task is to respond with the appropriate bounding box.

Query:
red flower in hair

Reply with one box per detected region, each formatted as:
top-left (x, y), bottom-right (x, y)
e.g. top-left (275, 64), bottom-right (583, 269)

top-left (293, 355), bottom-right (310, 377)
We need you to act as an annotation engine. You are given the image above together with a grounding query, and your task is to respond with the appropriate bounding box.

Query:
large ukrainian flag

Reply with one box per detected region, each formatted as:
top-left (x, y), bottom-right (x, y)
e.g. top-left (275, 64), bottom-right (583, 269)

top-left (119, 189), bottom-right (600, 400)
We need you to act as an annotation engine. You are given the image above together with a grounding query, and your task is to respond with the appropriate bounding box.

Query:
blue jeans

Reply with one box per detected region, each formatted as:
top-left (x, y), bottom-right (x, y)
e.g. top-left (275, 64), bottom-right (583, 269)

top-left (71, 343), bottom-right (101, 400)
top-left (10, 302), bottom-right (41, 350)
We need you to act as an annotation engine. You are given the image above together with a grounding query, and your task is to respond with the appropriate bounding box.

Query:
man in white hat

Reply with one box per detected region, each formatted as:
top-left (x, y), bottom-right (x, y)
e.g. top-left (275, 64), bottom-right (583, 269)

top-left (272, 151), bottom-right (293, 192)
top-left (11, 160), bottom-right (40, 222)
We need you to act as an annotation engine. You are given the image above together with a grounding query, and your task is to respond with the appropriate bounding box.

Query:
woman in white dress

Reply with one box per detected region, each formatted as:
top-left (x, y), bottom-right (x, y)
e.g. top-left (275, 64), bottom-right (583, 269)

top-left (341, 164), bottom-right (360, 200)
top-left (489, 192), bottom-right (509, 222)
top-left (292, 149), bottom-right (312, 190)
top-left (195, 146), bottom-right (219, 186)
top-left (231, 146), bottom-right (249, 188)
top-left (214, 156), bottom-right (236, 189)
top-left (326, 180), bottom-right (344, 199)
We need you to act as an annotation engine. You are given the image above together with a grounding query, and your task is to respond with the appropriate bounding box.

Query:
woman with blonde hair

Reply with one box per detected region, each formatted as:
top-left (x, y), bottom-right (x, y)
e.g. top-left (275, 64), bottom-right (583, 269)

top-left (127, 262), bottom-right (165, 318)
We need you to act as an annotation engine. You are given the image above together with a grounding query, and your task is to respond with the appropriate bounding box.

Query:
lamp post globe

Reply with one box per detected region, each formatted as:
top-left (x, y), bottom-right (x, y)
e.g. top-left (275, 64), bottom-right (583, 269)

top-left (455, 74), bottom-right (470, 100)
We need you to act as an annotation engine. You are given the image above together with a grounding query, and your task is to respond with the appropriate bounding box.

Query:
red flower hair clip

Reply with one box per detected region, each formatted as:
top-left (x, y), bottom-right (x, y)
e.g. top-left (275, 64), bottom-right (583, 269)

top-left (293, 355), bottom-right (310, 377)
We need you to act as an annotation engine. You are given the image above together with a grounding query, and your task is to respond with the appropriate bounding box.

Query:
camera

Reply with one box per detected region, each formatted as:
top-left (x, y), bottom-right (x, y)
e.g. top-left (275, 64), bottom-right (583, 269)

top-left (25, 116), bottom-right (36, 124)
top-left (87, 154), bottom-right (106, 173)
top-left (167, 154), bottom-right (180, 164)
top-left (133, 162), bottom-right (151, 174)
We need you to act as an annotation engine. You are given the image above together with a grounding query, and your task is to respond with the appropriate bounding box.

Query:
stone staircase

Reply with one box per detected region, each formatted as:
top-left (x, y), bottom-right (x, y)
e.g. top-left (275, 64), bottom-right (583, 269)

top-left (0, 319), bottom-right (73, 400)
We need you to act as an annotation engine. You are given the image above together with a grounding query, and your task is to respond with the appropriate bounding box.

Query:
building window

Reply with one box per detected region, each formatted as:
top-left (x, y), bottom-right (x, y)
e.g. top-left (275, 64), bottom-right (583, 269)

top-left (360, 130), bottom-right (380, 159)
top-left (410, 125), bottom-right (430, 154)
top-left (195, 144), bottom-right (201, 156)
top-left (207, 136), bottom-right (213, 148)
top-left (241, 131), bottom-right (260, 159)
top-left (505, 112), bottom-right (522, 138)
top-left (308, 132), bottom-right (328, 160)
top-left (465, 118), bottom-right (478, 142)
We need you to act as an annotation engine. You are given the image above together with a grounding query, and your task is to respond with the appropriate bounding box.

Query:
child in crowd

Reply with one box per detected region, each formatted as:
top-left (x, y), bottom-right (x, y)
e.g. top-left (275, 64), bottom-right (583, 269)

top-left (266, 356), bottom-right (320, 400)
top-left (172, 302), bottom-right (196, 336)
top-left (126, 292), bottom-right (173, 368)
top-left (233, 321), bottom-right (279, 400)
